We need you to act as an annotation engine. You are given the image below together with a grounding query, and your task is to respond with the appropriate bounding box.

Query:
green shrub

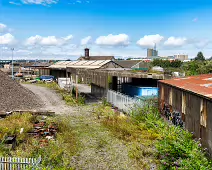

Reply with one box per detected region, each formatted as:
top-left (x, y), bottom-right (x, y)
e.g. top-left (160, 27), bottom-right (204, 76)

top-left (97, 101), bottom-right (212, 170)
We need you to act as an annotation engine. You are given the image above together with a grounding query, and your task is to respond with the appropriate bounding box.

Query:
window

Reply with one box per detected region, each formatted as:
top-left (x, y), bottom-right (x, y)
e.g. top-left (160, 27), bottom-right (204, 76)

top-left (200, 99), bottom-right (207, 127)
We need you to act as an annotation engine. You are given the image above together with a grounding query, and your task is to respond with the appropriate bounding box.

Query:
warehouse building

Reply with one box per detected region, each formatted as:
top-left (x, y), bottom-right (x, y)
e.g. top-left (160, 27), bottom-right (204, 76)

top-left (158, 74), bottom-right (212, 155)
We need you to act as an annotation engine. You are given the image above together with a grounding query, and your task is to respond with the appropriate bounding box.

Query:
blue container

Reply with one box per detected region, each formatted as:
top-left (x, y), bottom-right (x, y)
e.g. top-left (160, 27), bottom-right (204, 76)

top-left (122, 84), bottom-right (158, 97)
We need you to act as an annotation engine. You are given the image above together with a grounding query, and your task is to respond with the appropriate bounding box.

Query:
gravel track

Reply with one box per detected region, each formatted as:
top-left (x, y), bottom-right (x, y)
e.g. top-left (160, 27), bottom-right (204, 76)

top-left (22, 84), bottom-right (139, 170)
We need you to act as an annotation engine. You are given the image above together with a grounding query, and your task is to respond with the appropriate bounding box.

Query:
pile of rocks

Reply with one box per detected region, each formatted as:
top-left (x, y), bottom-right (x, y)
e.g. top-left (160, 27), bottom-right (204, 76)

top-left (0, 71), bottom-right (42, 111)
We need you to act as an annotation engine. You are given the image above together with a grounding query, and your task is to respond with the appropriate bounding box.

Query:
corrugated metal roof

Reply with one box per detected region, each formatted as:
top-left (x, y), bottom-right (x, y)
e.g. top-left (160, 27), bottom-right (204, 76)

top-left (49, 60), bottom-right (112, 69)
top-left (114, 60), bottom-right (141, 68)
top-left (81, 60), bottom-right (96, 65)
top-left (66, 61), bottom-right (80, 66)
top-left (159, 74), bottom-right (212, 99)
top-left (78, 56), bottom-right (114, 61)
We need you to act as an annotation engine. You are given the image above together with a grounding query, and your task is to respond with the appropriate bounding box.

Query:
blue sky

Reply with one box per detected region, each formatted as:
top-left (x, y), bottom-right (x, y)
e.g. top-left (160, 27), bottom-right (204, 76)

top-left (0, 0), bottom-right (212, 59)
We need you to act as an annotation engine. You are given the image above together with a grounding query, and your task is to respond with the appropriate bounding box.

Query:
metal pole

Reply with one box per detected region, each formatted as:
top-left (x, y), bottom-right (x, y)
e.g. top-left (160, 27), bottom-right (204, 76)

top-left (11, 48), bottom-right (14, 80)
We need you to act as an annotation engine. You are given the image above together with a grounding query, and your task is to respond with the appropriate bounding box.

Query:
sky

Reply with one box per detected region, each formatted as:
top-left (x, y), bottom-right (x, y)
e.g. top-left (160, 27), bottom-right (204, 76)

top-left (0, 0), bottom-right (212, 60)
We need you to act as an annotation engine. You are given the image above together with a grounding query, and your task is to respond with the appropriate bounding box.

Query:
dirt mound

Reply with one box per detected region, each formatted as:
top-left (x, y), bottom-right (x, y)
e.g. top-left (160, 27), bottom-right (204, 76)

top-left (0, 71), bottom-right (42, 111)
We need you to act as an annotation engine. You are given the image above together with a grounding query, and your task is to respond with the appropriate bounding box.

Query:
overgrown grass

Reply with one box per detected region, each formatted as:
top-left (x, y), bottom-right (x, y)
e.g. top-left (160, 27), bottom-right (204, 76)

top-left (95, 102), bottom-right (212, 169)
top-left (0, 113), bottom-right (77, 169)
top-left (94, 105), bottom-right (158, 168)
top-left (36, 81), bottom-right (85, 106)
top-left (0, 113), bottom-right (34, 149)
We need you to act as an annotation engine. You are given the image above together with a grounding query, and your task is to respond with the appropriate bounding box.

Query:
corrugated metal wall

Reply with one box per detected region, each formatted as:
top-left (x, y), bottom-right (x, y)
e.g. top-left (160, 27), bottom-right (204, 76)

top-left (158, 82), bottom-right (212, 156)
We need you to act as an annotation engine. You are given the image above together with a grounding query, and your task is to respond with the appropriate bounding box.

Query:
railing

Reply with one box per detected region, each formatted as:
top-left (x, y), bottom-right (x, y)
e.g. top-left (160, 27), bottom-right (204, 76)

top-left (0, 156), bottom-right (41, 170)
top-left (107, 89), bottom-right (158, 114)
top-left (107, 90), bottom-right (139, 113)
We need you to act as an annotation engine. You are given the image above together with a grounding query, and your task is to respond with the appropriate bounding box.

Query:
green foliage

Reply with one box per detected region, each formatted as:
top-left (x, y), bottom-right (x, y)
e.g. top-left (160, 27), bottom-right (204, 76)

top-left (77, 79), bottom-right (82, 84)
top-left (62, 92), bottom-right (85, 106)
top-left (0, 113), bottom-right (34, 145)
top-left (107, 76), bottom-right (112, 84)
top-left (156, 126), bottom-right (212, 169)
top-left (30, 116), bottom-right (77, 169)
top-left (0, 114), bottom-right (77, 169)
top-left (96, 101), bottom-right (212, 169)
top-left (194, 51), bottom-right (205, 61)
top-left (182, 60), bottom-right (212, 76)
top-left (37, 82), bottom-right (85, 106)
top-left (152, 59), bottom-right (182, 68)
top-left (37, 81), bottom-right (61, 91)
top-left (101, 97), bottom-right (111, 107)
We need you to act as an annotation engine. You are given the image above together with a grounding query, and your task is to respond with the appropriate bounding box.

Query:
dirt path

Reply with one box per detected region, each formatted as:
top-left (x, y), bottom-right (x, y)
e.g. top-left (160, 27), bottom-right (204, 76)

top-left (22, 84), bottom-right (73, 114)
top-left (22, 84), bottom-right (139, 170)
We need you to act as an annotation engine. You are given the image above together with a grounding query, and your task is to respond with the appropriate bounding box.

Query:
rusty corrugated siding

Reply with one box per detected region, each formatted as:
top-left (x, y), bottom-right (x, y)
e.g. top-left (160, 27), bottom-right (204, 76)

top-left (158, 80), bottom-right (212, 157)
top-left (159, 74), bottom-right (212, 100)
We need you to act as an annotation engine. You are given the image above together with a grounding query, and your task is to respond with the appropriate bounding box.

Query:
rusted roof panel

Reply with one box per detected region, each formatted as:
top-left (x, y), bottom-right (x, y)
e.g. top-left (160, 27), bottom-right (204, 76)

top-left (159, 74), bottom-right (212, 99)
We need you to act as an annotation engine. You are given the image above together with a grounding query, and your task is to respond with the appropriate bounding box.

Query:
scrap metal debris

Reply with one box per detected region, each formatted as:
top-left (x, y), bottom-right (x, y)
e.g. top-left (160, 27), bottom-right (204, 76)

top-left (28, 120), bottom-right (58, 147)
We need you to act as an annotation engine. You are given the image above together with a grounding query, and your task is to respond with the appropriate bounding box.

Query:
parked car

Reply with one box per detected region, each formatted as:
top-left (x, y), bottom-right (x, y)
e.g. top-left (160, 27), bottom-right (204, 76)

top-left (40, 75), bottom-right (55, 81)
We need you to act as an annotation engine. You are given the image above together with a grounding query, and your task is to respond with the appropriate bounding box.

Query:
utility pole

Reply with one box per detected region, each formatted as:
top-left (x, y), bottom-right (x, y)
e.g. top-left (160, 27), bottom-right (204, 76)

top-left (11, 48), bottom-right (14, 80)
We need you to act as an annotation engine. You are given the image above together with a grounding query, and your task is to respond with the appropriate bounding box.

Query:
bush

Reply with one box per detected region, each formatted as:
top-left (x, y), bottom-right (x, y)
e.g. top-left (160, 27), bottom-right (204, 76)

top-left (97, 101), bottom-right (212, 169)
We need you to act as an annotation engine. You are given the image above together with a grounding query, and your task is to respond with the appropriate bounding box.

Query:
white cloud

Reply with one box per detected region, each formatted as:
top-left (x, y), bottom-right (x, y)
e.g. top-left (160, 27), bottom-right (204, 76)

top-left (137, 34), bottom-right (164, 48)
top-left (21, 0), bottom-right (59, 6)
top-left (76, 0), bottom-right (81, 3)
top-left (95, 34), bottom-right (129, 46)
top-left (25, 35), bottom-right (43, 45)
top-left (9, 1), bottom-right (22, 5)
top-left (81, 36), bottom-right (92, 45)
top-left (0, 23), bottom-right (8, 33)
top-left (0, 33), bottom-right (16, 45)
top-left (164, 37), bottom-right (187, 47)
top-left (40, 36), bottom-right (63, 46)
top-left (63, 35), bottom-right (73, 41)
top-left (25, 35), bottom-right (73, 46)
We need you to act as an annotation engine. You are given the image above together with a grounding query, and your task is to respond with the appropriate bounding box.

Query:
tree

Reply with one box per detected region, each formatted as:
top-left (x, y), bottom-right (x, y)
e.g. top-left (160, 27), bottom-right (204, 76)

top-left (170, 60), bottom-right (182, 68)
top-left (116, 58), bottom-right (124, 60)
top-left (194, 52), bottom-right (205, 61)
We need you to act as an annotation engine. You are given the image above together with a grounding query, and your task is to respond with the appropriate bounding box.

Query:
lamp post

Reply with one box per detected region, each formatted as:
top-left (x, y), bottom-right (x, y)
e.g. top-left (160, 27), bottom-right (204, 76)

top-left (11, 48), bottom-right (14, 80)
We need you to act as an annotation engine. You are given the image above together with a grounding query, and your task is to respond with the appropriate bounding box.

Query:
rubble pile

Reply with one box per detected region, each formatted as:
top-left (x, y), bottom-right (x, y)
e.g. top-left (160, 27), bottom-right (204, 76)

top-left (0, 70), bottom-right (41, 111)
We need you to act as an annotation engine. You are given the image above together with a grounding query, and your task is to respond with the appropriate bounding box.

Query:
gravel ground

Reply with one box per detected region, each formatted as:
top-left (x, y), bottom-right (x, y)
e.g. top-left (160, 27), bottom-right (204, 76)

top-left (0, 71), bottom-right (42, 112)
top-left (21, 84), bottom-right (75, 114)
top-left (23, 84), bottom-right (140, 170)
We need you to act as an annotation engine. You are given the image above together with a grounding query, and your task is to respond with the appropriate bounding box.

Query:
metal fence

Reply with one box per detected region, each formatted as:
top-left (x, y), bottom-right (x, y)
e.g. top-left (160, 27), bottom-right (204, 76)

top-left (107, 89), bottom-right (158, 114)
top-left (0, 156), bottom-right (41, 170)
top-left (107, 90), bottom-right (139, 113)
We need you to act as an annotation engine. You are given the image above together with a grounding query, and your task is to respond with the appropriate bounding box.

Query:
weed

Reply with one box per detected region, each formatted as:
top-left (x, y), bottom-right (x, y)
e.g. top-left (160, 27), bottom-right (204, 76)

top-left (96, 102), bottom-right (212, 169)
top-left (0, 114), bottom-right (77, 169)
top-left (36, 82), bottom-right (85, 106)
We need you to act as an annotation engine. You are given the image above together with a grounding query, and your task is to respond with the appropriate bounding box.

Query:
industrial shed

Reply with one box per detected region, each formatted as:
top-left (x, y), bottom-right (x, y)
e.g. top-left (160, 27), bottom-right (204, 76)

top-left (49, 60), bottom-right (121, 80)
top-left (158, 74), bottom-right (212, 155)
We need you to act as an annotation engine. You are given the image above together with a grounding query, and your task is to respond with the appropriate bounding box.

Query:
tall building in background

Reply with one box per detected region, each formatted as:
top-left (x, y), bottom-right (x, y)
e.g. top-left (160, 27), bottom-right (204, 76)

top-left (147, 48), bottom-right (154, 57)
top-left (174, 54), bottom-right (188, 61)
top-left (147, 43), bottom-right (158, 57)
